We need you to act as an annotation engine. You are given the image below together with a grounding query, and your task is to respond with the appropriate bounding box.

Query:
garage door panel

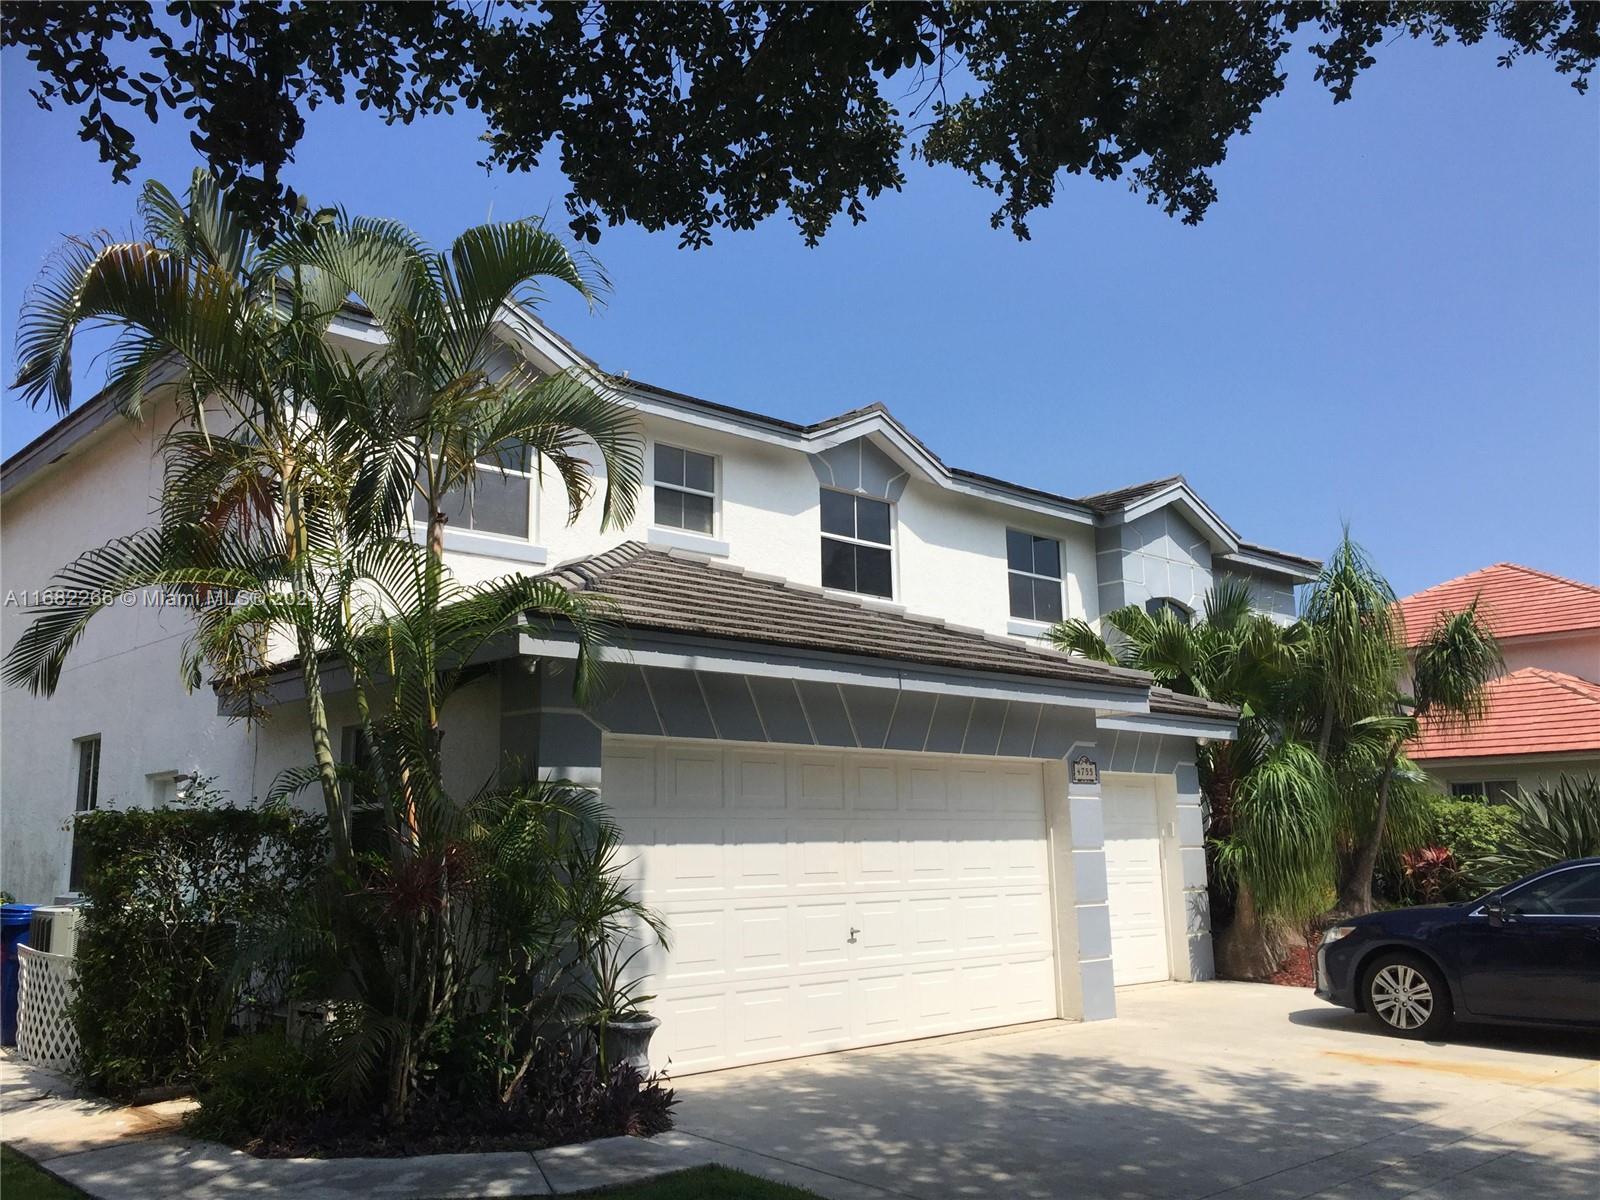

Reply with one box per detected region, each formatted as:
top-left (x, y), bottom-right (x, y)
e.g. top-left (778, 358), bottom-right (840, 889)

top-left (664, 746), bottom-right (723, 809)
top-left (605, 739), bottom-right (1057, 1072)
top-left (905, 764), bottom-right (950, 811)
top-left (790, 755), bottom-right (846, 809)
top-left (796, 978), bottom-right (851, 1048)
top-left (726, 751), bottom-right (787, 809)
top-left (848, 759), bottom-right (900, 810)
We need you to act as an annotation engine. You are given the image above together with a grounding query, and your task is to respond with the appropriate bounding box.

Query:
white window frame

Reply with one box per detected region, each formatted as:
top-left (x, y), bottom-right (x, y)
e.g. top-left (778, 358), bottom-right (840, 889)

top-left (73, 735), bottom-right (101, 814)
top-left (819, 487), bottom-right (897, 600)
top-left (411, 445), bottom-right (544, 561)
top-left (650, 441), bottom-right (720, 539)
top-left (1005, 528), bottom-right (1065, 626)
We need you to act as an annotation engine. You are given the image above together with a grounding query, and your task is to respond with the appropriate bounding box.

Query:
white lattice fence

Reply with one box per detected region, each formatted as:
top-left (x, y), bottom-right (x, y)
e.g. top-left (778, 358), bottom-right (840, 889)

top-left (16, 945), bottom-right (79, 1073)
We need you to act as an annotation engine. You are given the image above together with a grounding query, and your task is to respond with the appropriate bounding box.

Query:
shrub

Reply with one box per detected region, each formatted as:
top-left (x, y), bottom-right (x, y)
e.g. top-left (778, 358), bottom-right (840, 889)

top-left (512, 1037), bottom-right (677, 1142)
top-left (1425, 795), bottom-right (1520, 866)
top-left (186, 1032), bottom-right (328, 1148)
top-left (1397, 846), bottom-right (1461, 905)
top-left (69, 784), bottom-right (326, 1098)
top-left (1470, 774), bottom-right (1600, 885)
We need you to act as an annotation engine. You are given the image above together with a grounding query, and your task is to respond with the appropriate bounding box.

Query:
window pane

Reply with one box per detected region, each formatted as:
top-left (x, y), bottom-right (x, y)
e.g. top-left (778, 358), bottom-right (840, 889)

top-left (681, 491), bottom-right (714, 534)
top-left (479, 439), bottom-right (530, 472)
top-left (412, 490), bottom-right (430, 523)
top-left (1009, 573), bottom-right (1034, 620)
top-left (76, 738), bottom-right (100, 813)
top-left (821, 537), bottom-right (855, 591)
top-left (1508, 866), bottom-right (1600, 916)
top-left (435, 484), bottom-right (471, 530)
top-left (654, 443), bottom-right (685, 487)
top-left (683, 450), bottom-right (715, 494)
top-left (471, 474), bottom-right (530, 536)
top-left (1032, 536), bottom-right (1061, 579)
top-left (820, 489), bottom-right (855, 537)
top-left (855, 545), bottom-right (893, 597)
top-left (856, 496), bottom-right (891, 545)
top-left (1033, 577), bottom-right (1063, 622)
top-left (654, 486), bottom-right (685, 529)
top-left (1006, 529), bottom-right (1033, 573)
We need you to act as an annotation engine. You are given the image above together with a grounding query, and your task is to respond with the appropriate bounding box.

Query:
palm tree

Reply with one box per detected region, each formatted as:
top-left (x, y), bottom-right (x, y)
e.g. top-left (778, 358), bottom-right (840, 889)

top-left (1336, 601), bottom-right (1501, 914)
top-left (6, 176), bottom-right (654, 1118)
top-left (1050, 579), bottom-right (1334, 977)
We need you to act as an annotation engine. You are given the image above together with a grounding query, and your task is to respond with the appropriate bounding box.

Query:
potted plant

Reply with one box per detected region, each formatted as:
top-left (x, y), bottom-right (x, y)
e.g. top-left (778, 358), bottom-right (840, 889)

top-left (579, 933), bottom-right (660, 1073)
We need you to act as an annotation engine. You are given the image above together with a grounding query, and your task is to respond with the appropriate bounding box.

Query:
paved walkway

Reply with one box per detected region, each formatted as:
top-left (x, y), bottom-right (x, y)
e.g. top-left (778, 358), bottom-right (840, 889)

top-left (3, 984), bottom-right (1596, 1199)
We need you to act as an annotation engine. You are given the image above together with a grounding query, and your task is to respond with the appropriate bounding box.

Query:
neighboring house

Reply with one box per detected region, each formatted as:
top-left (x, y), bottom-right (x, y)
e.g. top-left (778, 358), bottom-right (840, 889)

top-left (0, 306), bottom-right (1317, 1072)
top-left (1399, 563), bottom-right (1600, 800)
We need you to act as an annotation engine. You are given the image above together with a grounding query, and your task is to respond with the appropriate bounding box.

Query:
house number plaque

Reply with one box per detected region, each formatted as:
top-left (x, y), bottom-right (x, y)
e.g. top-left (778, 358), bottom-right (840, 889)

top-left (1071, 755), bottom-right (1100, 785)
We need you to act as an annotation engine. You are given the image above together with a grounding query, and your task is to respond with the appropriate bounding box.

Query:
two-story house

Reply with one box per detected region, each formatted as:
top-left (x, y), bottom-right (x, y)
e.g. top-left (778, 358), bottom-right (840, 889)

top-left (0, 304), bottom-right (1318, 1073)
top-left (1399, 563), bottom-right (1600, 799)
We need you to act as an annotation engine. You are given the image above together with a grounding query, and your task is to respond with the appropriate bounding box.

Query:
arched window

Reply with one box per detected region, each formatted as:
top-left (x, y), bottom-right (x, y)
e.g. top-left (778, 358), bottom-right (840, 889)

top-left (1146, 596), bottom-right (1193, 624)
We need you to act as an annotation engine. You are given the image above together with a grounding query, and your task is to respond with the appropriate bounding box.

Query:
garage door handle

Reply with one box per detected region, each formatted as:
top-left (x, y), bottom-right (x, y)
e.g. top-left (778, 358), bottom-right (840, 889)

top-left (848, 927), bottom-right (860, 944)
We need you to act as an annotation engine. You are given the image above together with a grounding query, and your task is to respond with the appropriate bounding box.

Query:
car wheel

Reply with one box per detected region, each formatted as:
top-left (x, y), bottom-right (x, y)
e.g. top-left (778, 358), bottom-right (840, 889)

top-left (1362, 953), bottom-right (1452, 1039)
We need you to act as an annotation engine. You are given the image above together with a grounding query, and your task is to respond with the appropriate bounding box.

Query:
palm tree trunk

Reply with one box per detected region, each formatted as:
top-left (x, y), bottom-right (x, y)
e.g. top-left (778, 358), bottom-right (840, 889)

top-left (1338, 740), bottom-right (1402, 916)
top-left (285, 482), bottom-right (353, 870)
top-left (1213, 883), bottom-right (1289, 981)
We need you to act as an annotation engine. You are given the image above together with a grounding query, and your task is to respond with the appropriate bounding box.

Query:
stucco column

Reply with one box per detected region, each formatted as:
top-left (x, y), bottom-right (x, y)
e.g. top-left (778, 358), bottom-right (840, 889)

top-left (1044, 747), bottom-right (1116, 1022)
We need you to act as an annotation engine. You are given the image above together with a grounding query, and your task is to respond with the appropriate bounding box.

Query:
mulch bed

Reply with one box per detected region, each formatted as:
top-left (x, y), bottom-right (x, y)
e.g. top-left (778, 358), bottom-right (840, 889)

top-left (1265, 943), bottom-right (1315, 988)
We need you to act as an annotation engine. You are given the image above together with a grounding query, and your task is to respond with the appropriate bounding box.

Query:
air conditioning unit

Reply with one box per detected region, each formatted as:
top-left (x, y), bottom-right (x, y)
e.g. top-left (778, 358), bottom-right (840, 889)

top-left (28, 905), bottom-right (83, 959)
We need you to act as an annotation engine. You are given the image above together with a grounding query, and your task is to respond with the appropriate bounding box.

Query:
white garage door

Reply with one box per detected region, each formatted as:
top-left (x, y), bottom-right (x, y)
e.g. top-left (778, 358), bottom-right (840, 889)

top-left (602, 736), bottom-right (1059, 1073)
top-left (1102, 774), bottom-right (1171, 986)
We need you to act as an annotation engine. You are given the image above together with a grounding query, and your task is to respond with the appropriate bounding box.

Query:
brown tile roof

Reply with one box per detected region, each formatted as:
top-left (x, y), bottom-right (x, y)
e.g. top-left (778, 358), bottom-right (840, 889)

top-left (1409, 667), bottom-right (1600, 761)
top-left (1148, 688), bottom-right (1241, 721)
top-left (1397, 563), bottom-right (1600, 645)
top-left (1075, 475), bottom-right (1186, 515)
top-left (543, 542), bottom-right (1187, 699)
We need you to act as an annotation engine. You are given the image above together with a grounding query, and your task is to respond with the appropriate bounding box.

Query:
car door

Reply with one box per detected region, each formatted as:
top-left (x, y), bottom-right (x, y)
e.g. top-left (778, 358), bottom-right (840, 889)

top-left (1453, 863), bottom-right (1600, 1023)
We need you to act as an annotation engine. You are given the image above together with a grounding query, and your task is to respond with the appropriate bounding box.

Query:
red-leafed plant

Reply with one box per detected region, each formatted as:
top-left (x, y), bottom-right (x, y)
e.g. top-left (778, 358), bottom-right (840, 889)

top-left (1400, 846), bottom-right (1460, 905)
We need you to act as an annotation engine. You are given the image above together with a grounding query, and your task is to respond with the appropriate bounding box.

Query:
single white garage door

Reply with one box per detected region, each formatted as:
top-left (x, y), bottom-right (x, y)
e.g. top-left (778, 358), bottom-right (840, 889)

top-left (602, 736), bottom-right (1058, 1073)
top-left (1101, 773), bottom-right (1171, 986)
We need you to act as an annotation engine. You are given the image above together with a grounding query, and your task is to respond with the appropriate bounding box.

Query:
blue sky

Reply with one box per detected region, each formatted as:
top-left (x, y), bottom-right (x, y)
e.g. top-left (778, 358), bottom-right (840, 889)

top-left (3, 36), bottom-right (1596, 597)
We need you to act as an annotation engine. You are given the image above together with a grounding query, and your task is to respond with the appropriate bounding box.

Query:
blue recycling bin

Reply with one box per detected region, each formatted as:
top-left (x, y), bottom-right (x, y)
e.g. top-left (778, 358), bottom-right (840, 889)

top-left (2, 903), bottom-right (35, 1046)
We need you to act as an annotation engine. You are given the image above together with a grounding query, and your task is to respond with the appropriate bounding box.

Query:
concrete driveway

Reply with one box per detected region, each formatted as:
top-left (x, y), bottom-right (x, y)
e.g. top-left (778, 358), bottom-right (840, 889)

top-left (669, 981), bottom-right (1598, 1200)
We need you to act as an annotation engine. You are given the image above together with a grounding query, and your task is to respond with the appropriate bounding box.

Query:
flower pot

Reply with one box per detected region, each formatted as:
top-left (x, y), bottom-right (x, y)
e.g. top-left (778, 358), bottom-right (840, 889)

top-left (600, 1013), bottom-right (660, 1074)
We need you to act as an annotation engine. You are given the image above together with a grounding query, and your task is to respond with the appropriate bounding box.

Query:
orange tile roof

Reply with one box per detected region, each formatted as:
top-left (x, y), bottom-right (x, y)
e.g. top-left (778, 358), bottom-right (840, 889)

top-left (1409, 667), bottom-right (1600, 761)
top-left (1396, 563), bottom-right (1600, 646)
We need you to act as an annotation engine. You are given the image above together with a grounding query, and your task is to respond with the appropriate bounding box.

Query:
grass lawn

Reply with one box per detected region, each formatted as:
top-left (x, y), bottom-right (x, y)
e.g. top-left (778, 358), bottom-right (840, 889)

top-left (1, 1146), bottom-right (87, 1199)
top-left (573, 1166), bottom-right (818, 1198)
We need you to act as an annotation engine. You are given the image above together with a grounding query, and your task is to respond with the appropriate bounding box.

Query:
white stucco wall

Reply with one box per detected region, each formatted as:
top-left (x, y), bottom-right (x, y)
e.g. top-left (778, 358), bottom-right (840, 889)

top-left (1, 394), bottom-right (263, 902)
top-left (436, 411), bottom-right (1100, 637)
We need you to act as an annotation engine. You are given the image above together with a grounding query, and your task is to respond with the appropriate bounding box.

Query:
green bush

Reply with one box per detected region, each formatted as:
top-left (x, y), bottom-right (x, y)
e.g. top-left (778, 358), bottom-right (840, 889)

top-left (1471, 774), bottom-right (1600, 885)
top-left (70, 784), bottom-right (326, 1098)
top-left (187, 1032), bottom-right (328, 1147)
top-left (1425, 795), bottom-right (1520, 865)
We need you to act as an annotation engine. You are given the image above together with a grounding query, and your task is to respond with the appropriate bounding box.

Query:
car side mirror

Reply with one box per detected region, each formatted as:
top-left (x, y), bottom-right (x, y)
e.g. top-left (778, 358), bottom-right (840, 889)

top-left (1484, 897), bottom-right (1518, 926)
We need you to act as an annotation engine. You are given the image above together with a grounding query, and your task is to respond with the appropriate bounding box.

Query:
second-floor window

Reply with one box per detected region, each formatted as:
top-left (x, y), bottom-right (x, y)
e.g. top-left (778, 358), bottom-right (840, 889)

top-left (1007, 530), bottom-right (1063, 623)
top-left (653, 444), bottom-right (717, 535)
top-left (821, 489), bottom-right (893, 598)
top-left (413, 443), bottom-right (533, 539)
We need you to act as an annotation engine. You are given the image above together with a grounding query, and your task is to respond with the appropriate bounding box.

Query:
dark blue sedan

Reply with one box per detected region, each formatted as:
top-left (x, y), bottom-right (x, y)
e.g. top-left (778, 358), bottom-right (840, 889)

top-left (1315, 857), bottom-right (1600, 1038)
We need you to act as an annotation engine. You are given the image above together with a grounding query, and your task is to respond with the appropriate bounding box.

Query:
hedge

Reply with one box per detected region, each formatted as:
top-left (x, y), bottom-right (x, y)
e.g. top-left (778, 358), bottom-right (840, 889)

top-left (69, 791), bottom-right (325, 1097)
